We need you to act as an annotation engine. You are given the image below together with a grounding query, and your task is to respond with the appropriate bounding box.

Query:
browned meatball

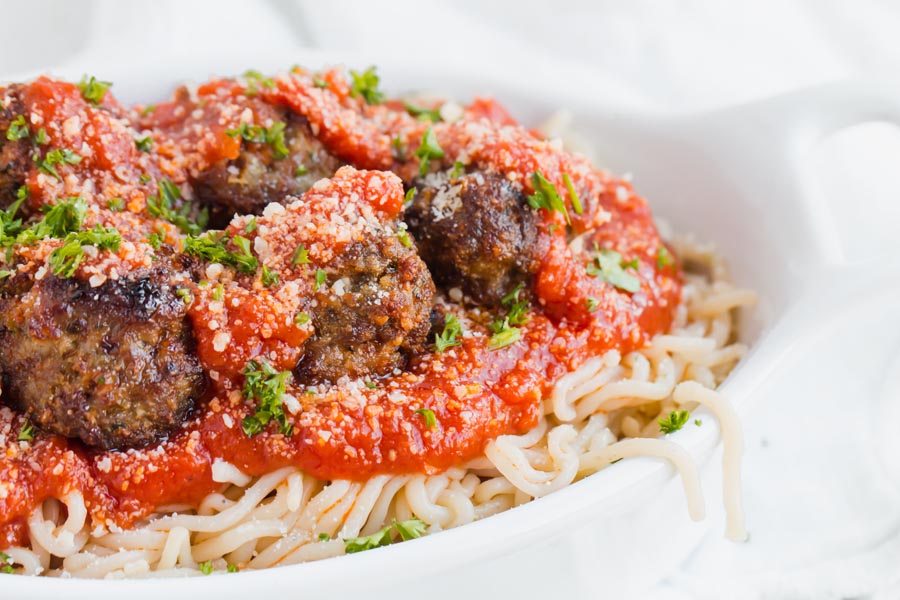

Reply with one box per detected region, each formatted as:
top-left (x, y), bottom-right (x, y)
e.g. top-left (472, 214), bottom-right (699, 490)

top-left (0, 86), bottom-right (31, 210)
top-left (405, 169), bottom-right (546, 305)
top-left (295, 234), bottom-right (434, 384)
top-left (0, 260), bottom-right (205, 449)
top-left (193, 112), bottom-right (342, 227)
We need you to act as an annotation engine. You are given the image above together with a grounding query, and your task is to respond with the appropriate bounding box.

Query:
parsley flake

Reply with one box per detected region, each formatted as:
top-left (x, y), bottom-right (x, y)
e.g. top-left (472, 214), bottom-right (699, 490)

top-left (226, 121), bottom-right (289, 159)
top-left (656, 245), bottom-right (673, 269)
top-left (294, 311), bottom-right (310, 325)
top-left (135, 136), bottom-right (153, 152)
top-left (35, 148), bottom-right (82, 180)
top-left (0, 551), bottom-right (14, 574)
top-left (183, 232), bottom-right (258, 273)
top-left (318, 533), bottom-right (330, 541)
top-left (146, 179), bottom-right (206, 235)
top-left (107, 197), bottom-right (124, 212)
top-left (261, 265), bottom-right (279, 287)
top-left (17, 420), bottom-right (34, 442)
top-left (396, 224), bottom-right (412, 248)
top-left (434, 313), bottom-right (462, 352)
top-left (198, 560), bottom-right (214, 575)
top-left (314, 268), bottom-right (327, 290)
top-left (586, 244), bottom-right (641, 293)
top-left (489, 283), bottom-right (530, 350)
top-left (343, 518), bottom-right (426, 554)
top-left (49, 226), bottom-right (122, 278)
top-left (659, 410), bottom-right (690, 434)
top-left (562, 173), bottom-right (583, 214)
top-left (527, 171), bottom-right (570, 225)
top-left (5, 115), bottom-right (29, 141)
top-left (291, 243), bottom-right (310, 267)
top-left (414, 126), bottom-right (444, 177)
top-left (241, 359), bottom-right (293, 437)
top-left (349, 66), bottom-right (384, 105)
top-left (415, 408), bottom-right (436, 429)
top-left (78, 75), bottom-right (112, 105)
top-left (404, 102), bottom-right (442, 123)
top-left (227, 564), bottom-right (239, 573)
top-left (585, 297), bottom-right (599, 312)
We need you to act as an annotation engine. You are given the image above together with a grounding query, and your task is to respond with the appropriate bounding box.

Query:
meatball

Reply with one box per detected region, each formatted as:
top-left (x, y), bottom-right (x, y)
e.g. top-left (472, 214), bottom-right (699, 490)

top-left (405, 169), bottom-right (546, 305)
top-left (0, 260), bottom-right (205, 449)
top-left (0, 86), bottom-right (30, 210)
top-left (295, 235), bottom-right (435, 384)
top-left (193, 112), bottom-right (342, 227)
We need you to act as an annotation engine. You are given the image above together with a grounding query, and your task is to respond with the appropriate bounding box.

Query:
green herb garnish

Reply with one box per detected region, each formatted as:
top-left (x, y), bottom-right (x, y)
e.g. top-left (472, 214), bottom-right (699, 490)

top-left (527, 171), bottom-right (569, 225)
top-left (415, 408), bottom-right (436, 429)
top-left (241, 359), bottom-right (293, 437)
top-left (659, 410), bottom-right (690, 434)
top-left (183, 232), bottom-right (258, 273)
top-left (135, 136), bottom-right (153, 152)
top-left (414, 126), bottom-right (444, 177)
top-left (656, 245), bottom-right (673, 269)
top-left (48, 226), bottom-right (122, 277)
top-left (78, 75), bottom-right (112, 105)
top-left (349, 66), bottom-right (384, 105)
top-left (5, 115), bottom-right (29, 141)
top-left (35, 148), bottom-right (82, 180)
top-left (586, 244), bottom-right (641, 293)
top-left (17, 420), bottom-right (34, 442)
top-left (314, 268), bottom-right (326, 290)
top-left (562, 173), bottom-right (583, 214)
top-left (261, 265), bottom-right (279, 287)
top-left (343, 518), bottom-right (426, 554)
top-left (434, 313), bottom-right (462, 352)
top-left (146, 179), bottom-right (206, 235)
top-left (404, 102), bottom-right (441, 123)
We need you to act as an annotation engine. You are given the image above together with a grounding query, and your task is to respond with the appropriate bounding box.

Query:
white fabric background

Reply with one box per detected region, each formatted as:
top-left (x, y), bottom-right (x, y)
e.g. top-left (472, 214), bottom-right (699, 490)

top-left (3, 1), bottom-right (900, 597)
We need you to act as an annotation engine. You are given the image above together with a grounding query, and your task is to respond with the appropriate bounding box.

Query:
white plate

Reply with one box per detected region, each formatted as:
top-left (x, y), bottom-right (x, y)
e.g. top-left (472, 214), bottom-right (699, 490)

top-left (4, 48), bottom-right (900, 599)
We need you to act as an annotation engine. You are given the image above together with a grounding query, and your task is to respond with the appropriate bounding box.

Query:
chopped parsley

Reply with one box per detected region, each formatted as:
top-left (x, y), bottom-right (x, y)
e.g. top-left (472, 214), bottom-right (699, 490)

top-left (562, 173), bottom-right (583, 214)
top-left (294, 311), bottom-right (310, 325)
top-left (78, 75), bottom-right (112, 105)
top-left (141, 104), bottom-right (156, 116)
top-left (450, 160), bottom-right (465, 179)
top-left (364, 381), bottom-right (378, 390)
top-left (318, 533), bottom-right (330, 541)
top-left (434, 313), bottom-right (462, 352)
top-left (694, 419), bottom-right (703, 426)
top-left (242, 70), bottom-right (275, 96)
top-left (0, 551), bottom-right (14, 574)
top-left (391, 136), bottom-right (407, 161)
top-left (17, 420), bottom-right (34, 442)
top-left (175, 287), bottom-right (193, 306)
top-left (183, 232), bottom-right (258, 273)
top-left (227, 564), bottom-right (239, 573)
top-left (489, 283), bottom-right (529, 350)
top-left (48, 226), bottom-right (122, 277)
top-left (313, 77), bottom-right (329, 89)
top-left (396, 224), bottom-right (412, 248)
top-left (35, 148), bottom-right (82, 180)
top-left (659, 410), bottom-right (690, 434)
top-left (291, 243), bottom-right (310, 266)
top-left (135, 136), bottom-right (153, 152)
top-left (226, 121), bottom-right (289, 159)
top-left (527, 171), bottom-right (569, 225)
top-left (404, 188), bottom-right (415, 206)
top-left (404, 102), bottom-right (442, 123)
top-left (656, 245), bottom-right (673, 269)
top-left (212, 283), bottom-right (225, 302)
top-left (343, 518), bottom-right (426, 554)
top-left (146, 179), bottom-right (207, 235)
top-left (198, 560), bottom-right (214, 575)
top-left (414, 126), bottom-right (444, 177)
top-left (5, 115), bottom-right (29, 141)
top-left (33, 128), bottom-right (48, 145)
top-left (621, 257), bottom-right (639, 270)
top-left (261, 265), bottom-right (279, 287)
top-left (585, 297), bottom-right (599, 312)
top-left (244, 217), bottom-right (257, 233)
top-left (295, 164), bottom-right (308, 177)
top-left (349, 66), bottom-right (384, 105)
top-left (415, 408), bottom-right (436, 429)
top-left (107, 197), bottom-right (124, 211)
top-left (147, 228), bottom-right (165, 249)
top-left (0, 270), bottom-right (14, 279)
top-left (314, 268), bottom-right (327, 290)
top-left (241, 359), bottom-right (293, 437)
top-left (586, 244), bottom-right (641, 293)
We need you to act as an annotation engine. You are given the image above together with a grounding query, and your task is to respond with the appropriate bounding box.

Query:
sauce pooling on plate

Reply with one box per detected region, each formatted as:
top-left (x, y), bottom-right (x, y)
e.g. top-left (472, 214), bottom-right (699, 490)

top-left (0, 67), bottom-right (679, 548)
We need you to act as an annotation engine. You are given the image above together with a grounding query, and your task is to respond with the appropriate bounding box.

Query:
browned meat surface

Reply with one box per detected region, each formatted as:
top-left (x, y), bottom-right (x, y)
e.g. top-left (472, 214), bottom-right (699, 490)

top-left (404, 168), bottom-right (546, 305)
top-left (0, 260), bottom-right (206, 449)
top-left (294, 232), bottom-right (434, 385)
top-left (0, 86), bottom-right (31, 211)
top-left (192, 111), bottom-right (342, 227)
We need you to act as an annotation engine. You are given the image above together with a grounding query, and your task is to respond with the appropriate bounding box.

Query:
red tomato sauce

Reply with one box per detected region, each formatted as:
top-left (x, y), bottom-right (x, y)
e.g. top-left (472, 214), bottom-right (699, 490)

top-left (0, 68), bottom-right (680, 548)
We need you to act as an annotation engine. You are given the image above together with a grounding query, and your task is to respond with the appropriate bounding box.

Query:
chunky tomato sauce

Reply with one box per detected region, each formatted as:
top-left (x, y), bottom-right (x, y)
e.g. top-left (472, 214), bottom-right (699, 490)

top-left (0, 68), bottom-right (679, 548)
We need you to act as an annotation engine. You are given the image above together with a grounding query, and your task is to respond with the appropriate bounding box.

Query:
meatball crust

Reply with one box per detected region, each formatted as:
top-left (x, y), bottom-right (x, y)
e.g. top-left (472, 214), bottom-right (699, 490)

top-left (295, 234), bottom-right (435, 385)
top-left (193, 112), bottom-right (342, 227)
top-left (0, 260), bottom-right (206, 449)
top-left (405, 169), bottom-right (547, 305)
top-left (0, 86), bottom-right (31, 210)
